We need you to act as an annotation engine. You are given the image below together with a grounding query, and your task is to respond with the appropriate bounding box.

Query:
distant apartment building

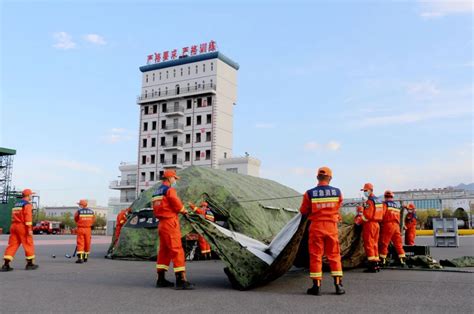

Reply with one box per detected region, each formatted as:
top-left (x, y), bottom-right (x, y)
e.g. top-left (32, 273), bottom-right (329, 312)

top-left (43, 200), bottom-right (108, 218)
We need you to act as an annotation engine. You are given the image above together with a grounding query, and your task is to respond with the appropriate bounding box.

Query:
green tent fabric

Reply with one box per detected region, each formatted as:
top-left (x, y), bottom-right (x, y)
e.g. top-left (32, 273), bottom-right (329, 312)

top-left (440, 256), bottom-right (474, 267)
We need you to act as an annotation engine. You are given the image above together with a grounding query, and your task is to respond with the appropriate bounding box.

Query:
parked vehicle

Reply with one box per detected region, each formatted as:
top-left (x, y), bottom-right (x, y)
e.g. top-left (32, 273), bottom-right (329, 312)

top-left (33, 221), bottom-right (61, 234)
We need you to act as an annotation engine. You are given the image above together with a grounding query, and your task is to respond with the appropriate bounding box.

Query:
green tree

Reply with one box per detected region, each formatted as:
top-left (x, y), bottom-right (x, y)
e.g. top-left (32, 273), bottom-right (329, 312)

top-left (442, 208), bottom-right (453, 218)
top-left (93, 215), bottom-right (107, 229)
top-left (62, 212), bottom-right (75, 229)
top-left (34, 209), bottom-right (47, 224)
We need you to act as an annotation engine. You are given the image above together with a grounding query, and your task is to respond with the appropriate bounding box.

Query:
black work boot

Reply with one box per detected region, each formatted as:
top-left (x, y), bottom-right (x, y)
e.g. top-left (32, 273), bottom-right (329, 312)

top-left (84, 253), bottom-right (89, 263)
top-left (363, 261), bottom-right (377, 273)
top-left (399, 257), bottom-right (406, 268)
top-left (307, 279), bottom-right (321, 296)
top-left (0, 260), bottom-right (13, 272)
top-left (380, 257), bottom-right (387, 268)
top-left (75, 253), bottom-right (84, 264)
top-left (334, 277), bottom-right (345, 295)
top-left (175, 272), bottom-right (195, 290)
top-left (25, 260), bottom-right (39, 271)
top-left (156, 271), bottom-right (174, 288)
top-left (375, 261), bottom-right (381, 272)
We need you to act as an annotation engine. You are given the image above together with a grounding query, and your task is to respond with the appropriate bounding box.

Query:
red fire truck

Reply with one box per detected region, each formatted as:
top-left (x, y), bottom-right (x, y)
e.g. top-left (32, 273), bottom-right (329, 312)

top-left (33, 221), bottom-right (61, 235)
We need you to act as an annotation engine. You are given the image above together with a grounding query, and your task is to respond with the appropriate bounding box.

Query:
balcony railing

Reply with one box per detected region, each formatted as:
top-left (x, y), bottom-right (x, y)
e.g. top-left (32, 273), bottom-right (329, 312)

top-left (164, 106), bottom-right (184, 115)
top-left (164, 123), bottom-right (184, 132)
top-left (137, 83), bottom-right (216, 102)
top-left (109, 180), bottom-right (137, 189)
top-left (163, 158), bottom-right (184, 168)
top-left (163, 141), bottom-right (184, 148)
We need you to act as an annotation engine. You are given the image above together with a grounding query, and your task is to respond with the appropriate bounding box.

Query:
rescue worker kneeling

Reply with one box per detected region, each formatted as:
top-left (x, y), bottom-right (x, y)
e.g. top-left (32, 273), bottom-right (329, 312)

top-left (152, 170), bottom-right (194, 290)
top-left (379, 190), bottom-right (406, 267)
top-left (299, 167), bottom-right (345, 296)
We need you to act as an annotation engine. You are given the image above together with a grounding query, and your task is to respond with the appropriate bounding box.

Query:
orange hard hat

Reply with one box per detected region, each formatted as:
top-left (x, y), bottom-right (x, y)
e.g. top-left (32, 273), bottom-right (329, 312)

top-left (317, 166), bottom-right (333, 177)
top-left (22, 189), bottom-right (35, 197)
top-left (407, 203), bottom-right (416, 210)
top-left (77, 199), bottom-right (88, 207)
top-left (163, 169), bottom-right (180, 180)
top-left (384, 190), bottom-right (394, 198)
top-left (361, 183), bottom-right (374, 191)
top-left (200, 201), bottom-right (208, 207)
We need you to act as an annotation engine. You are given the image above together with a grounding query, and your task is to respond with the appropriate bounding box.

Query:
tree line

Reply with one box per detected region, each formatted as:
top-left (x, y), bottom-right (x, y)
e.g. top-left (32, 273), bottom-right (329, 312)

top-left (33, 210), bottom-right (107, 229)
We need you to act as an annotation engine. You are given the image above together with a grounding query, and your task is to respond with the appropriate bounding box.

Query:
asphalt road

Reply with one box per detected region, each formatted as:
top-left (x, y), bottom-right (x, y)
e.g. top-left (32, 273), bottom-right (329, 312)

top-left (0, 235), bottom-right (473, 313)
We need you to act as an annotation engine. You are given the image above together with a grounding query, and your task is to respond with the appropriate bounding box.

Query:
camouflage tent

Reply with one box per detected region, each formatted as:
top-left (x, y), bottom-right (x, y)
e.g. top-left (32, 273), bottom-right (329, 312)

top-left (107, 166), bottom-right (366, 289)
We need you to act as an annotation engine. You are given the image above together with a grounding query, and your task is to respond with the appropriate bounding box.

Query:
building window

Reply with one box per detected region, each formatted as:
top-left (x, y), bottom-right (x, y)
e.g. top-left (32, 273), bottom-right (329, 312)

top-left (160, 154), bottom-right (165, 163)
top-left (185, 134), bottom-right (191, 143)
top-left (185, 151), bottom-right (190, 162)
top-left (141, 189), bottom-right (145, 193)
top-left (158, 88), bottom-right (161, 96)
top-left (210, 79), bottom-right (213, 88)
top-left (151, 155), bottom-right (156, 164)
top-left (176, 84), bottom-right (180, 95)
top-left (206, 150), bottom-right (211, 160)
top-left (143, 122), bottom-right (148, 131)
top-left (207, 97), bottom-right (212, 106)
top-left (142, 138), bottom-right (147, 148)
top-left (152, 73), bottom-right (155, 81)
top-left (211, 62), bottom-right (214, 71)
top-left (142, 155), bottom-right (146, 164)
top-left (224, 152), bottom-right (227, 158)
top-left (165, 87), bottom-right (168, 95)
top-left (152, 121), bottom-right (157, 130)
top-left (160, 137), bottom-right (165, 146)
top-left (188, 66), bottom-right (190, 75)
top-left (206, 114), bottom-right (212, 124)
top-left (203, 64), bottom-right (206, 72)
top-left (197, 98), bottom-right (202, 108)
top-left (144, 106), bottom-right (149, 115)
top-left (162, 103), bottom-right (167, 113)
top-left (141, 172), bottom-right (146, 182)
top-left (195, 65), bottom-right (198, 74)
top-left (195, 150), bottom-right (201, 161)
top-left (159, 170), bottom-right (164, 179)
top-left (161, 120), bottom-right (166, 129)
top-left (173, 69), bottom-right (176, 77)
top-left (226, 168), bottom-right (238, 173)
top-left (146, 75), bottom-right (148, 83)
top-left (195, 82), bottom-right (197, 90)
top-left (187, 99), bottom-right (192, 109)
top-left (187, 83), bottom-right (190, 92)
top-left (196, 133), bottom-right (201, 143)
top-left (159, 72), bottom-right (162, 80)
top-left (206, 131), bottom-right (211, 142)
top-left (144, 90), bottom-right (147, 98)
top-left (197, 115), bottom-right (202, 125)
top-left (153, 104), bottom-right (158, 114)
top-left (151, 137), bottom-right (156, 147)
top-left (180, 68), bottom-right (183, 76)
top-left (166, 71), bottom-right (169, 79)
top-left (150, 171), bottom-right (155, 182)
top-left (202, 80), bottom-right (205, 89)
top-left (186, 117), bottom-right (191, 126)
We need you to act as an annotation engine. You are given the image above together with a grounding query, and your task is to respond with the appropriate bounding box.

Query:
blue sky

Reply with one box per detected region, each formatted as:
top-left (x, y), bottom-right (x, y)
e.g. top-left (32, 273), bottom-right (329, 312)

top-left (1, 0), bottom-right (472, 206)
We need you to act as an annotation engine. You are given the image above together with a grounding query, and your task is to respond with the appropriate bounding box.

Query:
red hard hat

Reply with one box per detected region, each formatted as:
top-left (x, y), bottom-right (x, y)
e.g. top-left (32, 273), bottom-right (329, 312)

top-left (22, 189), bottom-right (35, 197)
top-left (200, 201), bottom-right (208, 207)
top-left (163, 169), bottom-right (180, 180)
top-left (317, 166), bottom-right (333, 177)
top-left (384, 190), bottom-right (394, 198)
top-left (361, 183), bottom-right (374, 191)
top-left (77, 199), bottom-right (88, 207)
top-left (407, 203), bottom-right (416, 210)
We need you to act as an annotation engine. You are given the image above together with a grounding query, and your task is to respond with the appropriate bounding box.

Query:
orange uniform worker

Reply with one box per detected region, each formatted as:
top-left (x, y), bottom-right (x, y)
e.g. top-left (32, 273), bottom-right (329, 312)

top-left (191, 201), bottom-right (215, 260)
top-left (404, 204), bottom-right (417, 246)
top-left (299, 167), bottom-right (345, 296)
top-left (74, 200), bottom-right (95, 264)
top-left (1, 189), bottom-right (38, 272)
top-left (378, 190), bottom-right (406, 266)
top-left (114, 207), bottom-right (131, 246)
top-left (152, 169), bottom-right (194, 290)
top-left (360, 183), bottom-right (384, 273)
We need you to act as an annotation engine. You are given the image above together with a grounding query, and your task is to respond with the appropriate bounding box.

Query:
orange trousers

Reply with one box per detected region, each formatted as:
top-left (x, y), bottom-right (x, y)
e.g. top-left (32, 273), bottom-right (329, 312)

top-left (114, 225), bottom-right (123, 246)
top-left (3, 223), bottom-right (35, 261)
top-left (363, 221), bottom-right (380, 262)
top-left (198, 235), bottom-right (211, 254)
top-left (405, 225), bottom-right (416, 245)
top-left (379, 222), bottom-right (405, 259)
top-left (156, 217), bottom-right (185, 273)
top-left (308, 221), bottom-right (343, 280)
top-left (76, 227), bottom-right (92, 255)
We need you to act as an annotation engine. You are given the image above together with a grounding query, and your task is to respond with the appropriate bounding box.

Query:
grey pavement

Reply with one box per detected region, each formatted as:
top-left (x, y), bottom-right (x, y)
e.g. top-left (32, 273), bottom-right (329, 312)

top-left (0, 235), bottom-right (473, 313)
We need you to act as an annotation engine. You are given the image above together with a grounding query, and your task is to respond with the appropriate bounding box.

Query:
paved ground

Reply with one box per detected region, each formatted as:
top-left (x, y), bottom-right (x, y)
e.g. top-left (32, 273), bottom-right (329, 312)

top-left (0, 235), bottom-right (473, 313)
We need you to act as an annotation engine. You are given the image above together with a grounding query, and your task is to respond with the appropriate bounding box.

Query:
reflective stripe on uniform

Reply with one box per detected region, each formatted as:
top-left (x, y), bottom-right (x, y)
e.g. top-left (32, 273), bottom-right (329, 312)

top-left (12, 207), bottom-right (22, 211)
top-left (156, 264), bottom-right (169, 270)
top-left (80, 215), bottom-right (94, 218)
top-left (330, 271), bottom-right (343, 277)
top-left (76, 251), bottom-right (85, 254)
top-left (379, 254), bottom-right (387, 258)
top-left (388, 207), bottom-right (400, 212)
top-left (367, 256), bottom-right (378, 261)
top-left (399, 254), bottom-right (406, 258)
top-left (201, 250), bottom-right (211, 254)
top-left (174, 266), bottom-right (185, 272)
top-left (4, 255), bottom-right (14, 261)
top-left (310, 272), bottom-right (322, 278)
top-left (179, 207), bottom-right (186, 213)
top-left (25, 255), bottom-right (35, 260)
top-left (25, 222), bottom-right (32, 226)
top-left (361, 215), bottom-right (368, 222)
top-left (311, 197), bottom-right (339, 203)
top-left (151, 196), bottom-right (163, 202)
